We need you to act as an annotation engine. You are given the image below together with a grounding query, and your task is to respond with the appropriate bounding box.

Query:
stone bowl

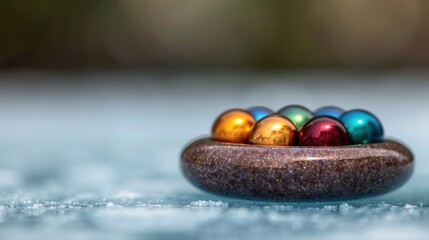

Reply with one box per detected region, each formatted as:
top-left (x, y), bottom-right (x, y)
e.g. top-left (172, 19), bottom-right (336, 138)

top-left (181, 138), bottom-right (414, 201)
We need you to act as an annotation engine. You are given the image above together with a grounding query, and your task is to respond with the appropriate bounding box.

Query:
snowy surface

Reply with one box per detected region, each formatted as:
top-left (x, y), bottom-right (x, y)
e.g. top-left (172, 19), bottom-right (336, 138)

top-left (0, 71), bottom-right (428, 239)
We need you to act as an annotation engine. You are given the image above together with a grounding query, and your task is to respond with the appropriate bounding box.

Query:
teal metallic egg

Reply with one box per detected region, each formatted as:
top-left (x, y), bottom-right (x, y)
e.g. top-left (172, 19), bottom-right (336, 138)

top-left (340, 109), bottom-right (383, 144)
top-left (278, 105), bottom-right (314, 130)
top-left (314, 106), bottom-right (344, 119)
top-left (247, 106), bottom-right (274, 121)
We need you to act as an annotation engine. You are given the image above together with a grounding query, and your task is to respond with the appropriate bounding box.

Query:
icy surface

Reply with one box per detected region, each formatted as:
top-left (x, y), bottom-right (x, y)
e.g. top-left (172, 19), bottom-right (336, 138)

top-left (0, 72), bottom-right (428, 239)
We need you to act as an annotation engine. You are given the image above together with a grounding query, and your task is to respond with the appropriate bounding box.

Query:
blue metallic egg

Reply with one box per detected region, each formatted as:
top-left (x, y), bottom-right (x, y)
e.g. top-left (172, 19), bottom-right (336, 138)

top-left (247, 106), bottom-right (274, 121)
top-left (340, 109), bottom-right (383, 144)
top-left (314, 106), bottom-right (344, 119)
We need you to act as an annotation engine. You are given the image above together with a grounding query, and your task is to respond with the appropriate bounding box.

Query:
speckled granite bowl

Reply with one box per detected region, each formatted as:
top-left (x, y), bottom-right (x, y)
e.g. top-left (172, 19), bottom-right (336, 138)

top-left (181, 138), bottom-right (414, 201)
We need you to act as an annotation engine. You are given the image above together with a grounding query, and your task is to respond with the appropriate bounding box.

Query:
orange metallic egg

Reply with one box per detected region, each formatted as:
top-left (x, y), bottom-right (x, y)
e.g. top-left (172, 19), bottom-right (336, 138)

top-left (249, 114), bottom-right (297, 146)
top-left (212, 109), bottom-right (257, 143)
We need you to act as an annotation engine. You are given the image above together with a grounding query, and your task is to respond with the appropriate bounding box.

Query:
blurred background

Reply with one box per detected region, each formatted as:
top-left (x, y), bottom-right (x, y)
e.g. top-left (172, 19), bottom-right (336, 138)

top-left (2, 0), bottom-right (429, 69)
top-left (1, 1), bottom-right (429, 240)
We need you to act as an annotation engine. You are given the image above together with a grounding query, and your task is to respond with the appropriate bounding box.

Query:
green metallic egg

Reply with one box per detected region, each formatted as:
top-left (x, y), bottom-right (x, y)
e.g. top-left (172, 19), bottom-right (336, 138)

top-left (278, 105), bottom-right (314, 130)
top-left (340, 109), bottom-right (383, 144)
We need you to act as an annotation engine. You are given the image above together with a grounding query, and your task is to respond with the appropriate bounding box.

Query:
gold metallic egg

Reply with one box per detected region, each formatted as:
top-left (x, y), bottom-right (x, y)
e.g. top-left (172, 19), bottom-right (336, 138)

top-left (249, 114), bottom-right (297, 146)
top-left (212, 109), bottom-right (256, 143)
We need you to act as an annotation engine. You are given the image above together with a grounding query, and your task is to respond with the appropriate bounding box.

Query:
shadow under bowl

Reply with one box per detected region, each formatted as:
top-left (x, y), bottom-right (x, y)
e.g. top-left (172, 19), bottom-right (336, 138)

top-left (181, 138), bottom-right (414, 201)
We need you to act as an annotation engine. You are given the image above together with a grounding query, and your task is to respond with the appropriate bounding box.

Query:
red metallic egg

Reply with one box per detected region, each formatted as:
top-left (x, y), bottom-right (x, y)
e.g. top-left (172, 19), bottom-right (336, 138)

top-left (299, 117), bottom-right (349, 146)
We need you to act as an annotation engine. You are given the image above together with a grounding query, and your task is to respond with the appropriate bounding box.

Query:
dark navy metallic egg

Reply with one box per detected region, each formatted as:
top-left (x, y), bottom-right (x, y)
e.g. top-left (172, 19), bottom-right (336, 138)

top-left (314, 106), bottom-right (344, 119)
